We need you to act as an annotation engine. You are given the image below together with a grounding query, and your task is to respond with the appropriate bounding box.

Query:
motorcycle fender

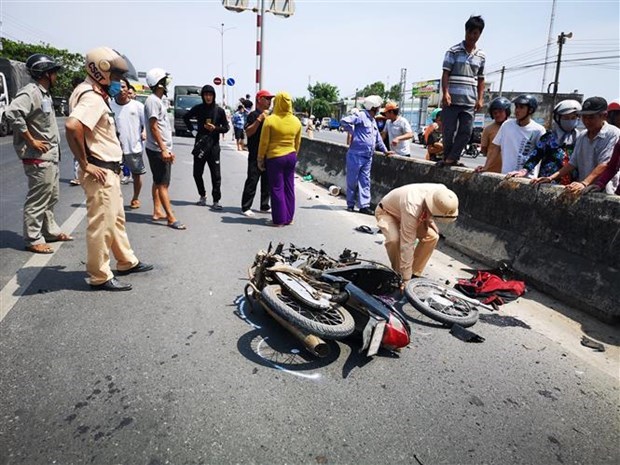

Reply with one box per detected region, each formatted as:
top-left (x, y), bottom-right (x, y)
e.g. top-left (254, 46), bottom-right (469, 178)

top-left (361, 314), bottom-right (386, 357)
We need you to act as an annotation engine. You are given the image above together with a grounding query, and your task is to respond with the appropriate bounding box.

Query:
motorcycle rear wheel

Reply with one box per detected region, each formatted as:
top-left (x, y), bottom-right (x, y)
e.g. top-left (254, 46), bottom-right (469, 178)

top-left (405, 279), bottom-right (479, 327)
top-left (261, 285), bottom-right (355, 339)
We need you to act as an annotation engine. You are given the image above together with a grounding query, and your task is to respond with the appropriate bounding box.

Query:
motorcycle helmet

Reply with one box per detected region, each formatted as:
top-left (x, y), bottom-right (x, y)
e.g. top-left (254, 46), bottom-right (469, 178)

top-left (430, 108), bottom-right (442, 121)
top-left (553, 99), bottom-right (582, 126)
top-left (26, 54), bottom-right (62, 79)
top-left (85, 47), bottom-right (128, 86)
top-left (488, 97), bottom-right (512, 117)
top-left (512, 94), bottom-right (538, 114)
top-left (425, 188), bottom-right (459, 224)
top-left (146, 67), bottom-right (170, 89)
top-left (607, 101), bottom-right (620, 112)
top-left (363, 95), bottom-right (383, 111)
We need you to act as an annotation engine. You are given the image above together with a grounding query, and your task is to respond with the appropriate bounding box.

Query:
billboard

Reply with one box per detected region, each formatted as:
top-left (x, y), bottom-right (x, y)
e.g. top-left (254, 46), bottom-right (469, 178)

top-left (411, 79), bottom-right (440, 97)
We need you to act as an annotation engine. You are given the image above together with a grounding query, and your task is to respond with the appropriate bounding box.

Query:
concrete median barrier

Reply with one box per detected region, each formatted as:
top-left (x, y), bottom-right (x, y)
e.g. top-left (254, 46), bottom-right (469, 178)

top-left (297, 137), bottom-right (620, 323)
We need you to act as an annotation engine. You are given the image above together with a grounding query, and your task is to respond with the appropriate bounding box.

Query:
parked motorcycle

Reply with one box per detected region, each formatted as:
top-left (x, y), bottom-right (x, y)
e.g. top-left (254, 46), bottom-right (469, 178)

top-left (462, 142), bottom-right (481, 158)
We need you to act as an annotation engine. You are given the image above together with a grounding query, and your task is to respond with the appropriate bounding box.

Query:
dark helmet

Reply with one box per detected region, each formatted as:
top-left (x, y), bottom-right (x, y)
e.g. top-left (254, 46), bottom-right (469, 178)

top-left (26, 54), bottom-right (62, 79)
top-left (488, 97), bottom-right (511, 117)
top-left (512, 94), bottom-right (538, 114)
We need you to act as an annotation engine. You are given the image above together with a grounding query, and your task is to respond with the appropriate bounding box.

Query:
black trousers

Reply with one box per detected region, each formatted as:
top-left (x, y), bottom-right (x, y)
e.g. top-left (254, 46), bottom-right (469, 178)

top-left (193, 145), bottom-right (221, 202)
top-left (241, 151), bottom-right (270, 211)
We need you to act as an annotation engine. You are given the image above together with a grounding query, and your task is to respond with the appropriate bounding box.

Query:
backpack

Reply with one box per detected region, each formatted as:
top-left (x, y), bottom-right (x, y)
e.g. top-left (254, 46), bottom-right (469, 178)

top-left (454, 271), bottom-right (526, 308)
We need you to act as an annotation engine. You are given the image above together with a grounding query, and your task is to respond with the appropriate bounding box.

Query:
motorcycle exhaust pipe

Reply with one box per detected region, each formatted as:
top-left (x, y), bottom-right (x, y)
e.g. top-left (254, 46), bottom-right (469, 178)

top-left (258, 300), bottom-right (330, 358)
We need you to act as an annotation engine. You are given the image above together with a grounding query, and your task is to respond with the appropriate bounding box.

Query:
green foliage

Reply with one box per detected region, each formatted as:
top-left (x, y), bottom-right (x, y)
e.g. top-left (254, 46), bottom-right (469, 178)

top-left (359, 81), bottom-right (385, 98)
top-left (293, 96), bottom-right (309, 114)
top-left (387, 84), bottom-right (402, 101)
top-left (1, 38), bottom-right (84, 98)
top-left (306, 82), bottom-right (340, 119)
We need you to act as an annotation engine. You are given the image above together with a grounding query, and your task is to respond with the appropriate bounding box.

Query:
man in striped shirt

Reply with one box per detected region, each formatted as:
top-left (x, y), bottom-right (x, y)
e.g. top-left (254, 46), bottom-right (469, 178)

top-left (440, 15), bottom-right (486, 167)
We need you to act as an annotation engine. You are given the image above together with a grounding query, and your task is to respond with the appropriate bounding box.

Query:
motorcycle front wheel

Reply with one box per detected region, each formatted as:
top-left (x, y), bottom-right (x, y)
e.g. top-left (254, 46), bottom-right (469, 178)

top-left (261, 285), bottom-right (355, 339)
top-left (404, 279), bottom-right (479, 327)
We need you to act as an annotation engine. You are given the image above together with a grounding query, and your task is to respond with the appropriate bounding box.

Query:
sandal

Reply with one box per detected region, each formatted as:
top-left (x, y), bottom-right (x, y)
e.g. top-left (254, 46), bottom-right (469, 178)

top-left (167, 220), bottom-right (187, 230)
top-left (25, 243), bottom-right (54, 254)
top-left (130, 199), bottom-right (141, 209)
top-left (48, 233), bottom-right (74, 242)
top-left (355, 225), bottom-right (374, 234)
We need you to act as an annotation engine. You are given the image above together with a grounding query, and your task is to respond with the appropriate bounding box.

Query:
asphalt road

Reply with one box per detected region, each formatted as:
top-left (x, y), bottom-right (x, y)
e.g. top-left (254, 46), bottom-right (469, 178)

top-left (0, 124), bottom-right (618, 465)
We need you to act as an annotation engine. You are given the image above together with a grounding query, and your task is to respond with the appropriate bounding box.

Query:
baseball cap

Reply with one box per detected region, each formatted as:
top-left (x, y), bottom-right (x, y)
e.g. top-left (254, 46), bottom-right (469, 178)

top-left (578, 97), bottom-right (608, 115)
top-left (383, 101), bottom-right (399, 112)
top-left (256, 89), bottom-right (274, 100)
top-left (607, 101), bottom-right (620, 112)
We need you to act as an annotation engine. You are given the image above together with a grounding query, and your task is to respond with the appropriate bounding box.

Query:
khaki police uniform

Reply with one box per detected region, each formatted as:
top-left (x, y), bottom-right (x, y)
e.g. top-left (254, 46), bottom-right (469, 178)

top-left (69, 77), bottom-right (139, 285)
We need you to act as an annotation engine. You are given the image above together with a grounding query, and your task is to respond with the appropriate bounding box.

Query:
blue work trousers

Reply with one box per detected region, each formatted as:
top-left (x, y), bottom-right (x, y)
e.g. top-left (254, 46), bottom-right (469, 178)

top-left (346, 152), bottom-right (372, 209)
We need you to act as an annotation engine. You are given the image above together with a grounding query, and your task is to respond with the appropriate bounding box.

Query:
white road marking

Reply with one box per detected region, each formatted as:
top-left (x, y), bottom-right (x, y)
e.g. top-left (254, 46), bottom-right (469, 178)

top-left (0, 203), bottom-right (87, 324)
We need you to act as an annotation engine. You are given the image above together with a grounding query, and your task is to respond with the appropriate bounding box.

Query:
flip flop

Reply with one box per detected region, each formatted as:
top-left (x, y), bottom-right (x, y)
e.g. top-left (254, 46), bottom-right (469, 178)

top-left (355, 225), bottom-right (374, 234)
top-left (48, 233), bottom-right (74, 242)
top-left (130, 199), bottom-right (141, 209)
top-left (25, 244), bottom-right (54, 254)
top-left (168, 220), bottom-right (187, 230)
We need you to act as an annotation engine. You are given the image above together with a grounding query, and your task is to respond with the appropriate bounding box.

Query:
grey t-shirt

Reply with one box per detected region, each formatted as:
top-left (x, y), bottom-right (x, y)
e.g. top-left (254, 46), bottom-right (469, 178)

top-left (570, 122), bottom-right (620, 193)
top-left (385, 116), bottom-right (412, 156)
top-left (144, 94), bottom-right (172, 152)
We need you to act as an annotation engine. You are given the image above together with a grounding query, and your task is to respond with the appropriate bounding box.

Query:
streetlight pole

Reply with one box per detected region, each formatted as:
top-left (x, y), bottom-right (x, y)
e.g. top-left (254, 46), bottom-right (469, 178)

top-left (209, 23), bottom-right (235, 107)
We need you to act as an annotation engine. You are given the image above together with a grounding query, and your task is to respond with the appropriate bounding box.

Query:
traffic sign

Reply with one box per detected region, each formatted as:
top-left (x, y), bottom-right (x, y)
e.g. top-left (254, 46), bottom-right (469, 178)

top-left (226, 78), bottom-right (235, 87)
top-left (213, 77), bottom-right (222, 85)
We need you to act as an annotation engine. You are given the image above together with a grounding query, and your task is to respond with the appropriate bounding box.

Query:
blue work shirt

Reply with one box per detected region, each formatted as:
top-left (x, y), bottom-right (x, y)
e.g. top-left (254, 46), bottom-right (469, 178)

top-left (340, 109), bottom-right (388, 157)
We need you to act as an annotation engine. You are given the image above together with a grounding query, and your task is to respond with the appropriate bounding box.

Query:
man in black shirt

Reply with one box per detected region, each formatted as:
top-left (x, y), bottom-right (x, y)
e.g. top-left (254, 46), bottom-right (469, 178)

top-left (183, 85), bottom-right (229, 210)
top-left (240, 90), bottom-right (274, 216)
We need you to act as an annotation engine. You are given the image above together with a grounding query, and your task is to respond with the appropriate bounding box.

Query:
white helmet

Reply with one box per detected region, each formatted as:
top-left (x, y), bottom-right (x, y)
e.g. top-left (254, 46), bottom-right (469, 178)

top-left (425, 188), bottom-right (459, 224)
top-left (554, 99), bottom-right (582, 116)
top-left (85, 47), bottom-right (128, 86)
top-left (363, 95), bottom-right (383, 111)
top-left (146, 67), bottom-right (170, 88)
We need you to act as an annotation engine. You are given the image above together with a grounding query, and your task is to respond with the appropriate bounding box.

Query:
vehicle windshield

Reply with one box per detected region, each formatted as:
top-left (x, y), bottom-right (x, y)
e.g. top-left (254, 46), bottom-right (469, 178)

top-left (176, 95), bottom-right (202, 110)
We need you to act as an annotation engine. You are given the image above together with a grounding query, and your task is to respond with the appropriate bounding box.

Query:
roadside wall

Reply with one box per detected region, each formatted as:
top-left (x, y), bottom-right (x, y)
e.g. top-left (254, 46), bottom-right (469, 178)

top-left (297, 138), bottom-right (620, 324)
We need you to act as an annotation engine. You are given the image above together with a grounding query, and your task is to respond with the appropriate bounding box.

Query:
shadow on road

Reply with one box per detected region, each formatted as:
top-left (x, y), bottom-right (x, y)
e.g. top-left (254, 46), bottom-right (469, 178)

top-left (17, 265), bottom-right (90, 294)
top-left (0, 229), bottom-right (23, 251)
top-left (220, 215), bottom-right (269, 226)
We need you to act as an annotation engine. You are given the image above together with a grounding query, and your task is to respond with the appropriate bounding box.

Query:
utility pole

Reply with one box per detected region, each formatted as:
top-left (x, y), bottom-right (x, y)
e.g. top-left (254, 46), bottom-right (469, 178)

top-left (541, 0), bottom-right (557, 93)
top-left (398, 68), bottom-right (407, 111)
top-left (498, 66), bottom-right (505, 97)
top-left (551, 31), bottom-right (572, 111)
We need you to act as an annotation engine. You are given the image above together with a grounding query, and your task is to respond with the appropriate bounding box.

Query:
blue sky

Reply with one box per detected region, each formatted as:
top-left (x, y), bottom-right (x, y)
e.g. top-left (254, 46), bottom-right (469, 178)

top-left (1, 0), bottom-right (618, 104)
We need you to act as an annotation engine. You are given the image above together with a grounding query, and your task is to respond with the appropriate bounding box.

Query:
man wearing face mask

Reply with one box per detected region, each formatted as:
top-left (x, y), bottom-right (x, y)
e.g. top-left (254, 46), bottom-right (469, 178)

top-left (375, 184), bottom-right (459, 282)
top-left (506, 100), bottom-right (582, 183)
top-left (183, 85), bottom-right (230, 210)
top-left (66, 47), bottom-right (153, 291)
top-left (5, 53), bottom-right (74, 254)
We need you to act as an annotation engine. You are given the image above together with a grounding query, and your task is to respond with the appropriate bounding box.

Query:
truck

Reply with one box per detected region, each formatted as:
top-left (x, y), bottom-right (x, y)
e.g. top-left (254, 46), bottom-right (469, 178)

top-left (0, 58), bottom-right (32, 137)
top-left (173, 85), bottom-right (202, 137)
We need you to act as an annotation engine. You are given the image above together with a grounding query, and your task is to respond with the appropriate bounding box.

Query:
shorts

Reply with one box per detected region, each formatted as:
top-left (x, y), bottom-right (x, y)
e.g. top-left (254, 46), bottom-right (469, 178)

top-left (234, 127), bottom-right (245, 141)
top-left (146, 148), bottom-right (172, 185)
top-left (123, 152), bottom-right (147, 175)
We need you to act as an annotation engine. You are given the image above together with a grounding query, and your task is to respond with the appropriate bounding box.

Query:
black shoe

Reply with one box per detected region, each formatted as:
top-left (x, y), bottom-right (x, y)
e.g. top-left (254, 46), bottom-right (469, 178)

top-left (346, 206), bottom-right (355, 212)
top-left (90, 277), bottom-right (132, 291)
top-left (212, 202), bottom-right (223, 211)
top-left (359, 207), bottom-right (375, 215)
top-left (117, 262), bottom-right (154, 276)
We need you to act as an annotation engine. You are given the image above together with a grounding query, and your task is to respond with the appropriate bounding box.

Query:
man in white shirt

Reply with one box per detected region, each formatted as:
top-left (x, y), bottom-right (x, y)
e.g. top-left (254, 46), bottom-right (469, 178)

top-left (491, 94), bottom-right (545, 175)
top-left (382, 102), bottom-right (413, 156)
top-left (110, 78), bottom-right (146, 209)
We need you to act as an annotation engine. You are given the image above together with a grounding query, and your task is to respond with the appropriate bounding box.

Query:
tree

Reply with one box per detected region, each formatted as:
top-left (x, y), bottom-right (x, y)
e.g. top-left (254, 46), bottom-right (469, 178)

top-left (1, 38), bottom-right (84, 97)
top-left (306, 82), bottom-right (339, 119)
top-left (359, 81), bottom-right (385, 98)
top-left (292, 96), bottom-right (309, 114)
top-left (386, 84), bottom-right (402, 101)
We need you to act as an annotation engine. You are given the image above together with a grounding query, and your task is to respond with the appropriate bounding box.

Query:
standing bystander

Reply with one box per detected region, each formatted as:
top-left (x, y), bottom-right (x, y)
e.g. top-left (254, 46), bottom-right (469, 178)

top-left (440, 15), bottom-right (486, 167)
top-left (183, 85), bottom-right (230, 210)
top-left (110, 78), bottom-right (147, 209)
top-left (340, 95), bottom-right (391, 215)
top-left (475, 96), bottom-right (511, 173)
top-left (6, 53), bottom-right (73, 254)
top-left (66, 47), bottom-right (152, 290)
top-left (144, 67), bottom-right (186, 229)
top-left (241, 89), bottom-right (274, 216)
top-left (383, 102), bottom-right (413, 156)
top-left (232, 105), bottom-right (246, 151)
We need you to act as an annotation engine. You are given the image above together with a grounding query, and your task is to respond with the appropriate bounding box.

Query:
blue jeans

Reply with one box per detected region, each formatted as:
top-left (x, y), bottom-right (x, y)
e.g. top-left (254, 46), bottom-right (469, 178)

top-left (441, 105), bottom-right (474, 162)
